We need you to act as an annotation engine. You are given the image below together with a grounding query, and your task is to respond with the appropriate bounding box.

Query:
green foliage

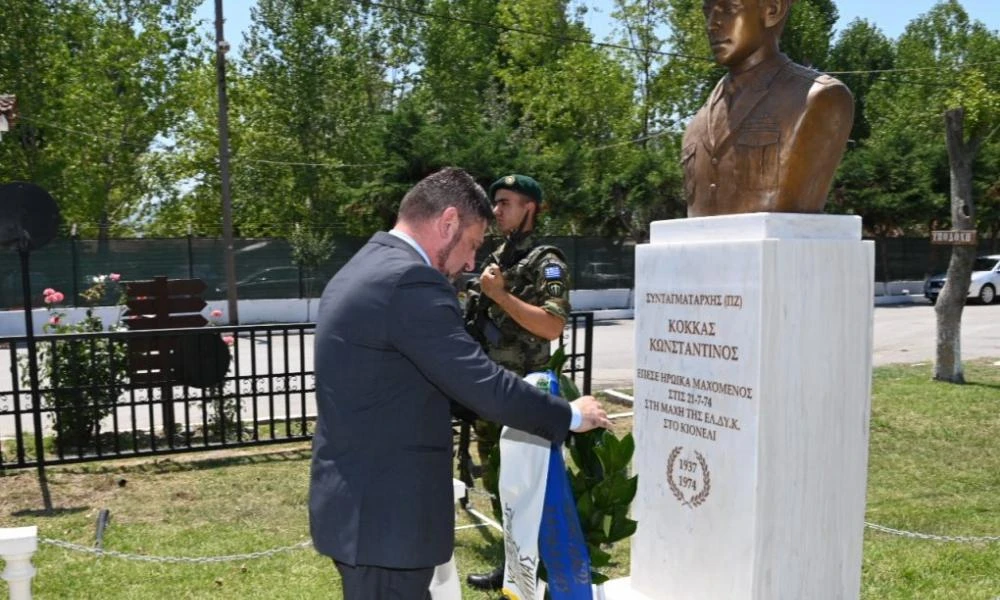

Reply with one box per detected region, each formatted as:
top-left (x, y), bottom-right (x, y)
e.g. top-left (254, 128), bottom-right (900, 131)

top-left (1, 0), bottom-right (997, 243)
top-left (831, 130), bottom-right (947, 234)
top-left (781, 0), bottom-right (838, 68)
top-left (655, 0), bottom-right (720, 117)
top-left (21, 277), bottom-right (128, 452)
top-left (830, 1), bottom-right (999, 239)
top-left (828, 19), bottom-right (896, 142)
top-left (0, 0), bottom-right (202, 239)
top-left (289, 224), bottom-right (335, 271)
top-left (548, 347), bottom-right (638, 586)
top-left (891, 1), bottom-right (1000, 135)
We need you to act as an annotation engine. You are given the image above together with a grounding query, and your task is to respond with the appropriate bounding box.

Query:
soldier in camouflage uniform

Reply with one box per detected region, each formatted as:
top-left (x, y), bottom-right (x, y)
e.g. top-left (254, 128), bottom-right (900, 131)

top-left (464, 174), bottom-right (571, 591)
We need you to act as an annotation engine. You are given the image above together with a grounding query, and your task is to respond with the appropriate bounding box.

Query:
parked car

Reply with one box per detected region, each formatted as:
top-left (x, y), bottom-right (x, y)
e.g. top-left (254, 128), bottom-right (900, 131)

top-left (924, 254), bottom-right (1000, 305)
top-left (580, 262), bottom-right (629, 289)
top-left (216, 266), bottom-right (322, 300)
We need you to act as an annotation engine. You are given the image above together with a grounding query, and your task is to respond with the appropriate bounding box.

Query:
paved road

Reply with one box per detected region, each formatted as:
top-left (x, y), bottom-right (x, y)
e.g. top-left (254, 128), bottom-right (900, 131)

top-left (590, 303), bottom-right (1000, 389)
top-left (3, 303), bottom-right (997, 437)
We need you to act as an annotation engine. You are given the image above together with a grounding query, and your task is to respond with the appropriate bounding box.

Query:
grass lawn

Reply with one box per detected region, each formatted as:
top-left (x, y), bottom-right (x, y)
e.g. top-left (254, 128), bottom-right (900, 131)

top-left (1, 359), bottom-right (999, 599)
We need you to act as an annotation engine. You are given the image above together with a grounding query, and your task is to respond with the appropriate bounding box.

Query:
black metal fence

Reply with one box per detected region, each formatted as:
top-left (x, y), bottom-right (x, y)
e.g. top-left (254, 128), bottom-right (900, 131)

top-left (0, 323), bottom-right (315, 470)
top-left (0, 314), bottom-right (594, 471)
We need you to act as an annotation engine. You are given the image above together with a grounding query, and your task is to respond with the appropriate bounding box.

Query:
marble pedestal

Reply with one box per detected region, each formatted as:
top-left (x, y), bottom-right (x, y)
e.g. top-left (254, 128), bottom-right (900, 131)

top-left (605, 213), bottom-right (874, 600)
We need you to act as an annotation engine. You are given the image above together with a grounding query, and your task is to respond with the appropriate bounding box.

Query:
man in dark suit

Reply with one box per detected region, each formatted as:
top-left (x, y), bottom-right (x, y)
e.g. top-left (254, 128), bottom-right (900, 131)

top-left (682, 0), bottom-right (853, 216)
top-left (309, 167), bottom-right (610, 600)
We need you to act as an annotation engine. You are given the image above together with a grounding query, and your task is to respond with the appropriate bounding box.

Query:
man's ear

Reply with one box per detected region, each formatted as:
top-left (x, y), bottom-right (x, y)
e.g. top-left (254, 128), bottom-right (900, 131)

top-left (762, 0), bottom-right (790, 29)
top-left (438, 206), bottom-right (460, 239)
top-left (525, 200), bottom-right (538, 222)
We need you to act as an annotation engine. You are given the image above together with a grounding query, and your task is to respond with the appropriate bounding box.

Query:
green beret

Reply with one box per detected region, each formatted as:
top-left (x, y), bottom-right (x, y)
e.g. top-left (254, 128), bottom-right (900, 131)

top-left (488, 174), bottom-right (543, 204)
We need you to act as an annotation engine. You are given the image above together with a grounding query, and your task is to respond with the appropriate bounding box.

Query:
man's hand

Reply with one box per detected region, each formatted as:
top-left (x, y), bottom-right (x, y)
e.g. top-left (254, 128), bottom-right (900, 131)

top-left (570, 396), bottom-right (612, 433)
top-left (480, 264), bottom-right (507, 301)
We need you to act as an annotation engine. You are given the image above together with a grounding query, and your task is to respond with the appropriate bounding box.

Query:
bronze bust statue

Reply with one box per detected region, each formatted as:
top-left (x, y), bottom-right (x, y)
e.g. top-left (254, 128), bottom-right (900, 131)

top-left (683, 0), bottom-right (853, 217)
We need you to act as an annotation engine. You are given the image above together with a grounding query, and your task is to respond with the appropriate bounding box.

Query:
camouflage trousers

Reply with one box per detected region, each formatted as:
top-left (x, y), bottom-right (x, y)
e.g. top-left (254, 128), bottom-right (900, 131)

top-left (473, 419), bottom-right (503, 520)
top-left (473, 419), bottom-right (502, 466)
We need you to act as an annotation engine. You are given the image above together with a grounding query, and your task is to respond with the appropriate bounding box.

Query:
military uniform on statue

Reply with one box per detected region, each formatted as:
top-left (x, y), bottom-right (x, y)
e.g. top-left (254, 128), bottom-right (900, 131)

top-left (463, 175), bottom-right (572, 592)
top-left (681, 0), bottom-right (852, 217)
top-left (683, 52), bottom-right (852, 215)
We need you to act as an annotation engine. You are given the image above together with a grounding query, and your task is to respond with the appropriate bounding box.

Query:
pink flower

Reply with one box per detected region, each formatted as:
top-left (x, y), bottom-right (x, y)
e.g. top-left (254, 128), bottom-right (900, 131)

top-left (210, 309), bottom-right (223, 319)
top-left (51, 291), bottom-right (65, 303)
top-left (109, 273), bottom-right (121, 282)
top-left (49, 316), bottom-right (60, 325)
top-left (43, 288), bottom-right (56, 297)
top-left (222, 335), bottom-right (235, 346)
top-left (44, 294), bottom-right (55, 304)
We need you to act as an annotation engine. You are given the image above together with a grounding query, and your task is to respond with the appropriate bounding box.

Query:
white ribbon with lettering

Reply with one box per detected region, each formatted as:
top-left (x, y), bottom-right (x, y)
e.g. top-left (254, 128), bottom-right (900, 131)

top-left (498, 425), bottom-right (551, 600)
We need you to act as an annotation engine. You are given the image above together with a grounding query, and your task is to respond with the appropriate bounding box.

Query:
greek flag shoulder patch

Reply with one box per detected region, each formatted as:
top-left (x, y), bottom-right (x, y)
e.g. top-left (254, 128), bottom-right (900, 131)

top-left (543, 264), bottom-right (563, 280)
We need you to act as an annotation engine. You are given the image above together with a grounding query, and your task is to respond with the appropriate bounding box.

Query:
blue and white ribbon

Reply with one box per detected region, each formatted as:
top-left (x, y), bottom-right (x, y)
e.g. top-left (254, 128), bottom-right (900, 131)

top-left (499, 371), bottom-right (592, 600)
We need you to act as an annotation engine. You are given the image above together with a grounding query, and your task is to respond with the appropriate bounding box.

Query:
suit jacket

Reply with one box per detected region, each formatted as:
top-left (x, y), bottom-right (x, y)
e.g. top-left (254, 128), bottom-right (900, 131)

top-left (682, 53), bottom-right (853, 216)
top-left (308, 231), bottom-right (572, 569)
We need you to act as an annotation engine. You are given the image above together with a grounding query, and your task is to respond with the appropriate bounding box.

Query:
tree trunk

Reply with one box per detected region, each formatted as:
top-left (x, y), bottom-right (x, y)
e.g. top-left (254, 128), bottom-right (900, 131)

top-left (877, 235), bottom-right (890, 287)
top-left (934, 108), bottom-right (979, 383)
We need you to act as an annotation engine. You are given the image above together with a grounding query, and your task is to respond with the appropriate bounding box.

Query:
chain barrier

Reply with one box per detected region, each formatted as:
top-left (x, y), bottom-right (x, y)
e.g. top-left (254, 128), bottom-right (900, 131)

top-left (472, 477), bottom-right (1000, 544)
top-left (864, 522), bottom-right (1000, 544)
top-left (38, 514), bottom-right (498, 563)
top-left (39, 537), bottom-right (313, 564)
top-left (33, 519), bottom-right (998, 568)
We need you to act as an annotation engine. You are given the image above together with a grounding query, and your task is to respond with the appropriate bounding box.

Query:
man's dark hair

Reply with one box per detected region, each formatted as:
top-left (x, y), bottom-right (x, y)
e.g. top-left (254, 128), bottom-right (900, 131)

top-left (398, 167), bottom-right (493, 225)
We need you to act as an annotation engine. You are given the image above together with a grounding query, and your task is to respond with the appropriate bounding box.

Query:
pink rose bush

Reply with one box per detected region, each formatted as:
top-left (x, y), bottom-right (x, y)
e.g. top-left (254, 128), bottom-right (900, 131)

top-left (27, 275), bottom-right (129, 451)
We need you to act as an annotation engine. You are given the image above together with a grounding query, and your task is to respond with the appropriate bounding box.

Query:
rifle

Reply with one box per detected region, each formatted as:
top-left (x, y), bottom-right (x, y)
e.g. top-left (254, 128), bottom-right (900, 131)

top-left (463, 229), bottom-right (529, 350)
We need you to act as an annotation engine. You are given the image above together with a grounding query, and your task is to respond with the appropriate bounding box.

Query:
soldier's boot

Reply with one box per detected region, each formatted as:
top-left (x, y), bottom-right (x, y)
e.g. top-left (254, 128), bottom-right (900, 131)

top-left (466, 565), bottom-right (504, 590)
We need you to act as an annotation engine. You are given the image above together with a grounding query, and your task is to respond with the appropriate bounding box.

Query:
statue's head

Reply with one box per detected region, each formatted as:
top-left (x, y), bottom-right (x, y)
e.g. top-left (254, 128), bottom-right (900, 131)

top-left (703, 0), bottom-right (794, 68)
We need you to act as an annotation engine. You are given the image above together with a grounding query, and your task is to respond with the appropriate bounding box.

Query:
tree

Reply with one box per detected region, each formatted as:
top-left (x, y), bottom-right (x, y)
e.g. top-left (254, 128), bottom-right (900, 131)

top-left (780, 0), bottom-right (838, 68)
top-left (151, 0), bottom-right (418, 237)
top-left (491, 0), bottom-right (639, 235)
top-left (611, 0), bottom-right (670, 139)
top-left (374, 0), bottom-right (520, 203)
top-left (828, 19), bottom-right (895, 143)
top-left (0, 1), bottom-right (201, 240)
top-left (655, 0), bottom-right (721, 122)
top-left (975, 140), bottom-right (1000, 248)
top-left (881, 1), bottom-right (1000, 382)
top-left (289, 223), bottom-right (335, 320)
top-left (602, 0), bottom-right (689, 240)
top-left (830, 130), bottom-right (946, 279)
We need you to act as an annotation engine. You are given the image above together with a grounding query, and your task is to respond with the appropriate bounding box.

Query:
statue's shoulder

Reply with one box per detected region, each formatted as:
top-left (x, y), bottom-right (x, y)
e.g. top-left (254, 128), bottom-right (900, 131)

top-left (684, 78), bottom-right (724, 139)
top-left (781, 62), bottom-right (853, 113)
top-left (784, 61), bottom-right (845, 89)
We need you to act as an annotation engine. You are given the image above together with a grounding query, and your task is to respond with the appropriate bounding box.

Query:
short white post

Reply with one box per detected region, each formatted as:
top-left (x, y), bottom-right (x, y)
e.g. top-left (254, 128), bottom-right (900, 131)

top-left (0, 526), bottom-right (38, 600)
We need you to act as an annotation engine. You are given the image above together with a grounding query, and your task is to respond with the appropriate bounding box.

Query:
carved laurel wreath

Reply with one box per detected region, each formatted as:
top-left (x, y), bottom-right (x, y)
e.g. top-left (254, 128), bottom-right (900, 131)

top-left (666, 446), bottom-right (712, 509)
top-left (690, 451), bottom-right (712, 508)
top-left (666, 446), bottom-right (686, 505)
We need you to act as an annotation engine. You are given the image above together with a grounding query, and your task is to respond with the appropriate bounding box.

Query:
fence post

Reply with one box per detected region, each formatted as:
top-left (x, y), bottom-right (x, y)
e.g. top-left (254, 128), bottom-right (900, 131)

top-left (70, 225), bottom-right (79, 308)
top-left (583, 312), bottom-right (593, 395)
top-left (187, 226), bottom-right (195, 280)
top-left (0, 526), bottom-right (38, 600)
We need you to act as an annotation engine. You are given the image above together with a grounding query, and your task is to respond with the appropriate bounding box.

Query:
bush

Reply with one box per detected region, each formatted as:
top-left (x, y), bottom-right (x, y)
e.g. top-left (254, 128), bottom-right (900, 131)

top-left (22, 275), bottom-right (128, 453)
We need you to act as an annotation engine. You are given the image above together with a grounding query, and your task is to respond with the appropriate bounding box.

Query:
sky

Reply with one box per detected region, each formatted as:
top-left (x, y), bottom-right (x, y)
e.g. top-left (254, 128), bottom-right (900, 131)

top-left (196, 0), bottom-right (999, 50)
